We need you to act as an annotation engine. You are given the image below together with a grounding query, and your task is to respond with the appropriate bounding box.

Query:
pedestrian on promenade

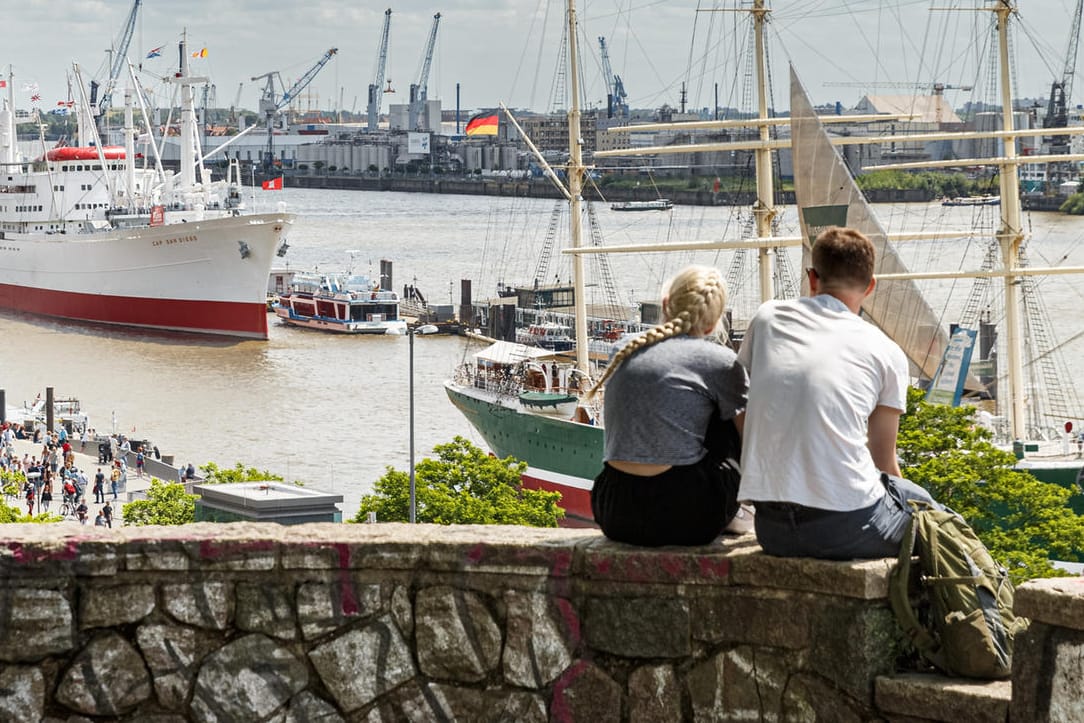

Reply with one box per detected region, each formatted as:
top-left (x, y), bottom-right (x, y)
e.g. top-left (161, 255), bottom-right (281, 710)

top-left (80, 427), bottom-right (88, 451)
top-left (93, 469), bottom-right (105, 504)
top-left (76, 501), bottom-right (88, 525)
top-left (136, 448), bottom-right (145, 478)
top-left (110, 464), bottom-right (120, 500)
top-left (40, 485), bottom-right (52, 512)
top-left (94, 510), bottom-right (106, 527)
top-left (102, 501), bottom-right (113, 529)
top-left (25, 483), bottom-right (35, 516)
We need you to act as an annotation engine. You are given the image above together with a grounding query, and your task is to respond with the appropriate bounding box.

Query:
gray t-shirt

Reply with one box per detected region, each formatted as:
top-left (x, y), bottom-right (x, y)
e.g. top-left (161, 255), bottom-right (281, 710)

top-left (603, 334), bottom-right (748, 466)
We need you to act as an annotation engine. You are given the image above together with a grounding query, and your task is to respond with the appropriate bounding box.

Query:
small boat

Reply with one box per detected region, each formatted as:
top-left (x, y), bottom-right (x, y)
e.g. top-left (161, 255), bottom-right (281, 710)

top-left (941, 195), bottom-right (1001, 207)
top-left (274, 271), bottom-right (408, 335)
top-left (610, 199), bottom-right (673, 212)
top-left (515, 322), bottom-right (574, 351)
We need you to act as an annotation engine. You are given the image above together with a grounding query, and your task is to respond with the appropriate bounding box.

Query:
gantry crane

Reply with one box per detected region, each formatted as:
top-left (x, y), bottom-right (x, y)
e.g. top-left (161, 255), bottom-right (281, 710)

top-left (408, 13), bottom-right (441, 131)
top-left (252, 47), bottom-right (338, 170)
top-left (368, 8), bottom-right (393, 131)
top-left (90, 0), bottom-right (142, 129)
top-left (598, 36), bottom-right (628, 120)
top-left (1036, 1), bottom-right (1079, 159)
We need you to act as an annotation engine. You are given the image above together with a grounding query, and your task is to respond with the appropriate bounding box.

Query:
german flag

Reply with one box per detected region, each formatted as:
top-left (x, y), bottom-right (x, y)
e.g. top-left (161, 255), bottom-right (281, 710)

top-left (465, 111), bottom-right (499, 136)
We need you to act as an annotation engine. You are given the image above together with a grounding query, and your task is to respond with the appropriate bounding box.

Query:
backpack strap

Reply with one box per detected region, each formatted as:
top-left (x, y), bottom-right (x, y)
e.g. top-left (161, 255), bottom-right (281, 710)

top-left (888, 509), bottom-right (943, 666)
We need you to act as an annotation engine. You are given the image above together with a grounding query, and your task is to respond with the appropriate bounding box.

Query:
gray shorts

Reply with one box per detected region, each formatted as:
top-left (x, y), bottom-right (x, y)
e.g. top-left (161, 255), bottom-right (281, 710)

top-left (752, 474), bottom-right (942, 560)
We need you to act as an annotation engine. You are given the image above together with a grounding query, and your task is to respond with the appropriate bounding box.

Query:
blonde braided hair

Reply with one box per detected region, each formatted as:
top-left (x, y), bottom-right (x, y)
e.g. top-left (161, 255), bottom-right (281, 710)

top-left (587, 265), bottom-right (726, 399)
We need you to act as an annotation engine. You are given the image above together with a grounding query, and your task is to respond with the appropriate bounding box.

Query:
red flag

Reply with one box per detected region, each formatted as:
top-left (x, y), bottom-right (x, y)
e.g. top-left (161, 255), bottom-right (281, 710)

top-left (465, 112), bottom-right (499, 136)
top-left (261, 176), bottom-right (283, 191)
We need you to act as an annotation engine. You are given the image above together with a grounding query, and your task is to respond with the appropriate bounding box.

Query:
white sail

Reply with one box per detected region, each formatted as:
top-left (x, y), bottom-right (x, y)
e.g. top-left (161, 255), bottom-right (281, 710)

top-left (789, 66), bottom-right (951, 384)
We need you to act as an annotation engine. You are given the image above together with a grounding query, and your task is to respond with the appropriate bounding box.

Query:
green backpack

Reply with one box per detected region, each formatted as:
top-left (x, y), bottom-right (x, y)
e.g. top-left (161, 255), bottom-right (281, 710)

top-left (888, 503), bottom-right (1029, 679)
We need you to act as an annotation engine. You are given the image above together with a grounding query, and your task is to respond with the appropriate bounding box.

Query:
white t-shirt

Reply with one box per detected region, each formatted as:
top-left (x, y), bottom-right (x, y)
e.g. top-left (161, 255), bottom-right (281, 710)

top-left (736, 295), bottom-right (909, 511)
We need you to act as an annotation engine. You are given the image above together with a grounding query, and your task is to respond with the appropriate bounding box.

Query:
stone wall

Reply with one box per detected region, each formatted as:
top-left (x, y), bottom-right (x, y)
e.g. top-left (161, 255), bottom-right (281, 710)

top-left (0, 523), bottom-right (1072, 721)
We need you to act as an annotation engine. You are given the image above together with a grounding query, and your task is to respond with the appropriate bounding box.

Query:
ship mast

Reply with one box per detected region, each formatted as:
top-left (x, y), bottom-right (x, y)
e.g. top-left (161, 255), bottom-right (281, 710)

top-left (567, 0), bottom-right (589, 374)
top-left (751, 0), bottom-right (776, 302)
top-left (993, 0), bottom-right (1028, 441)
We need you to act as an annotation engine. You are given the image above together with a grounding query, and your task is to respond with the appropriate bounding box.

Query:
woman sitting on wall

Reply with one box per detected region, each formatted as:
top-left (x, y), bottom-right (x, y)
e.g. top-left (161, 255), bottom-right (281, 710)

top-left (588, 265), bottom-right (748, 546)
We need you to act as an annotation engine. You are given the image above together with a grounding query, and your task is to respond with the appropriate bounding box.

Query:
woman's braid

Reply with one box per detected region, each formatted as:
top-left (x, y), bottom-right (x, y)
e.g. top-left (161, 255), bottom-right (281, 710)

top-left (586, 266), bottom-right (726, 399)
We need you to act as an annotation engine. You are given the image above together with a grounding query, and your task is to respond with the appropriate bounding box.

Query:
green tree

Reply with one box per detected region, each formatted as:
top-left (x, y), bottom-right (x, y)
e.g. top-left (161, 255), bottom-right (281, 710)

top-left (198, 462), bottom-right (285, 485)
top-left (0, 500), bottom-right (62, 524)
top-left (899, 388), bottom-right (1084, 582)
top-left (122, 479), bottom-right (198, 526)
top-left (353, 437), bottom-right (564, 527)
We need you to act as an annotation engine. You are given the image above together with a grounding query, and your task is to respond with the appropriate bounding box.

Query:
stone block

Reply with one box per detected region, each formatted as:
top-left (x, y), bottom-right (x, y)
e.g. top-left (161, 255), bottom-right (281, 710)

top-left (0, 587), bottom-right (73, 662)
top-left (416, 585), bottom-right (502, 682)
top-left (56, 633), bottom-right (152, 716)
top-left (80, 584), bottom-right (155, 629)
top-left (579, 537), bottom-right (736, 586)
top-left (1015, 577), bottom-right (1084, 630)
top-left (162, 581), bottom-right (232, 630)
top-left (235, 583), bottom-right (297, 640)
top-left (308, 616), bottom-right (415, 712)
top-left (691, 589), bottom-right (812, 648)
top-left (783, 672), bottom-right (868, 722)
top-left (628, 664), bottom-right (680, 723)
top-left (1010, 622), bottom-right (1084, 723)
top-left (190, 633), bottom-right (308, 722)
top-left (810, 601), bottom-right (900, 701)
top-left (283, 691), bottom-right (344, 723)
top-left (391, 584), bottom-right (413, 637)
top-left (876, 673), bottom-right (1010, 723)
top-left (136, 623), bottom-right (218, 711)
top-left (550, 660), bottom-right (623, 723)
top-left (729, 549), bottom-right (895, 600)
top-left (297, 579), bottom-right (382, 640)
top-left (0, 665), bottom-right (44, 723)
top-left (280, 524), bottom-right (423, 570)
top-left (687, 646), bottom-right (797, 721)
top-left (502, 591), bottom-right (575, 688)
top-left (585, 596), bottom-right (690, 658)
top-left (0, 531), bottom-right (118, 577)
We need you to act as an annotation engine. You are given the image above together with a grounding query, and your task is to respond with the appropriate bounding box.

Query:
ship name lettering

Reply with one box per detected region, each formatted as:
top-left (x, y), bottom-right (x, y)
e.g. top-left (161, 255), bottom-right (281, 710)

top-left (152, 235), bottom-right (197, 247)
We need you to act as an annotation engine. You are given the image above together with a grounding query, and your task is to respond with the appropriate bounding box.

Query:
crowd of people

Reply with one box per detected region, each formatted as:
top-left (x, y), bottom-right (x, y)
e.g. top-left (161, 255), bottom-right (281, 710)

top-left (593, 226), bottom-right (947, 561)
top-left (1, 421), bottom-right (142, 526)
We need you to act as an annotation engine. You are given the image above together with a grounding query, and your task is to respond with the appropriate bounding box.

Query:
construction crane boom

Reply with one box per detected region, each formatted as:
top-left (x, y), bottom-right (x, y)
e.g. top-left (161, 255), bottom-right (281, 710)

top-left (598, 36), bottom-right (628, 119)
top-left (93, 0), bottom-right (142, 123)
top-left (409, 13), bottom-right (442, 131)
top-left (368, 8), bottom-right (393, 131)
top-left (252, 48), bottom-right (338, 170)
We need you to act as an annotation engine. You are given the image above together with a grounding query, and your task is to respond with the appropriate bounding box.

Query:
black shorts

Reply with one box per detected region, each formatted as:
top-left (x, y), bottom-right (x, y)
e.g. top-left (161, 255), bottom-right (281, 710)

top-left (590, 455), bottom-right (740, 547)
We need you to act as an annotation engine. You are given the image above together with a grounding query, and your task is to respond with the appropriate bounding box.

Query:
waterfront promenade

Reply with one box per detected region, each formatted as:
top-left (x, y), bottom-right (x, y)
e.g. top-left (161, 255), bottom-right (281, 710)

top-left (6, 434), bottom-right (190, 526)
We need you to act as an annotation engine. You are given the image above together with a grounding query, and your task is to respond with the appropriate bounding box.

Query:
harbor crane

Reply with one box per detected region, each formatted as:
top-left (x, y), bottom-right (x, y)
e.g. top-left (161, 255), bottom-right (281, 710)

top-left (1042, 0), bottom-right (1083, 173)
top-left (598, 36), bottom-right (628, 120)
top-left (89, 0), bottom-right (141, 128)
top-left (408, 13), bottom-right (441, 131)
top-left (368, 8), bottom-right (393, 131)
top-left (252, 47), bottom-right (338, 170)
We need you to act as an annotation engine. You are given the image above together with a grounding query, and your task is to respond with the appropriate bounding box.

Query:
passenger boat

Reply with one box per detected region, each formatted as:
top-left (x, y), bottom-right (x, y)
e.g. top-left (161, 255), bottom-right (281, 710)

top-left (610, 199), bottom-right (673, 212)
top-left (0, 38), bottom-right (292, 339)
top-left (274, 271), bottom-right (407, 335)
top-left (515, 322), bottom-right (574, 351)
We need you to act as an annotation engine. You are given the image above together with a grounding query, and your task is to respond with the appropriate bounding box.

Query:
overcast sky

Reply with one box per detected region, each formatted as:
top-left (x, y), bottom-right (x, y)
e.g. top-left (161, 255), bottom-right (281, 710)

top-left (4, 1), bottom-right (1083, 120)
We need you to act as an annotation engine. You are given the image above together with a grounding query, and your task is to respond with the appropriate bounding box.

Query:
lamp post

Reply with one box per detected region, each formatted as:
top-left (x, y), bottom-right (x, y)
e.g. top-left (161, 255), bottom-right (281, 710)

top-left (409, 325), bottom-right (416, 523)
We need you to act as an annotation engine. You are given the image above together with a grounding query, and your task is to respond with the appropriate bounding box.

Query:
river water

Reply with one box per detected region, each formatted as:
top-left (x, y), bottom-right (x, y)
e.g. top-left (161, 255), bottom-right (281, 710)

top-left (1, 188), bottom-right (1082, 518)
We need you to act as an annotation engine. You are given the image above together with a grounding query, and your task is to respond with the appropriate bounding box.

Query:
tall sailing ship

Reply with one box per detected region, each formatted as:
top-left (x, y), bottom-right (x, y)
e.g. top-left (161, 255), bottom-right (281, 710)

top-left (446, 0), bottom-right (1084, 523)
top-left (0, 39), bottom-right (293, 339)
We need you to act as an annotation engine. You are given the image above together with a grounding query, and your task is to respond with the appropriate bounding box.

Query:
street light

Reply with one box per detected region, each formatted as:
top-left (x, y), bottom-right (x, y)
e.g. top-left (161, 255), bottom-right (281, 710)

top-left (409, 325), bottom-right (416, 523)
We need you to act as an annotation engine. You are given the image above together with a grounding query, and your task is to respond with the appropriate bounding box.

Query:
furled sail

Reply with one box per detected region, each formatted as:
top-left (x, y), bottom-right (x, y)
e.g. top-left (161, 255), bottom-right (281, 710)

top-left (789, 66), bottom-right (949, 383)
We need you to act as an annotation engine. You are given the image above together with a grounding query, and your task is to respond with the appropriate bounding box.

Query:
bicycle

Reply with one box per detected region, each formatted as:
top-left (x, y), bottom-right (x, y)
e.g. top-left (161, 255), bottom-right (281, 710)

top-left (59, 494), bottom-right (77, 519)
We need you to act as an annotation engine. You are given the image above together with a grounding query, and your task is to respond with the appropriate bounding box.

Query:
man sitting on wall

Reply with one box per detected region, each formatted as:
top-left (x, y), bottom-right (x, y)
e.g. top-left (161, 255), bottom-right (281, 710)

top-left (736, 226), bottom-right (942, 559)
